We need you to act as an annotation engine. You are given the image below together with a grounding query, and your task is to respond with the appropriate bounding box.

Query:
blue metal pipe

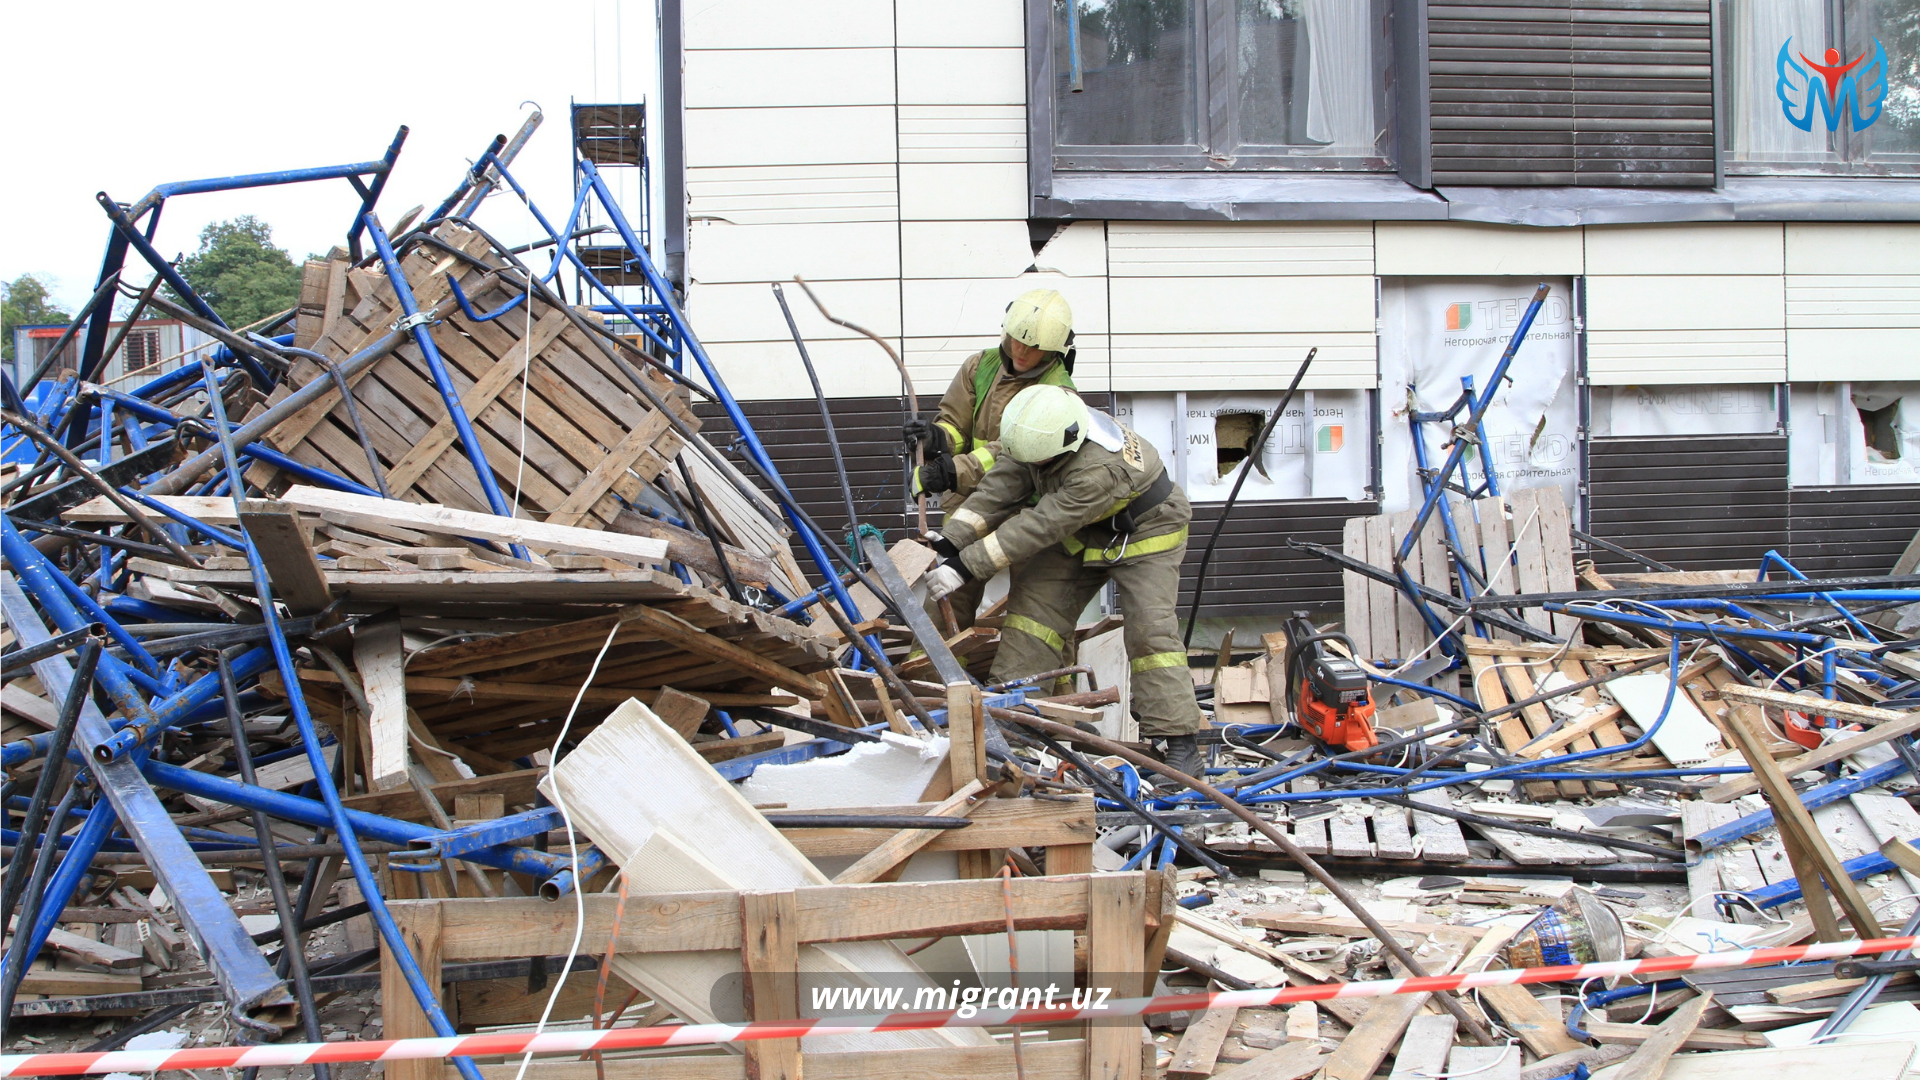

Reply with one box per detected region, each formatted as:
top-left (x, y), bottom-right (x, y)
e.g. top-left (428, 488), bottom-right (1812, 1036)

top-left (128, 149), bottom-right (404, 222)
top-left (1690, 757), bottom-right (1910, 851)
top-left (364, 215), bottom-right (523, 564)
top-left (3, 798), bottom-right (116, 981)
top-left (1, 648), bottom-right (272, 769)
top-left (1, 520), bottom-right (161, 698)
top-left (344, 127), bottom-right (409, 261)
top-left (116, 487), bottom-right (247, 548)
top-left (443, 272), bottom-right (529, 323)
top-left (192, 359), bottom-right (482, 1080)
top-left (240, 442), bottom-right (384, 497)
top-left (575, 158), bottom-right (865, 623)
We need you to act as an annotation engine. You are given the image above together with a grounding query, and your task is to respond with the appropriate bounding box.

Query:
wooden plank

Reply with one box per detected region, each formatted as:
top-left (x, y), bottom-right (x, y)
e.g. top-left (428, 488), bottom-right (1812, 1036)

top-left (1851, 792), bottom-right (1920, 896)
top-left (1087, 872), bottom-right (1146, 1080)
top-left (2, 684), bottom-right (59, 729)
top-left (783, 796), bottom-right (1095, 858)
top-left (23, 922), bottom-right (145, 969)
top-left (740, 890), bottom-right (802, 1080)
top-left (1707, 685), bottom-right (1907, 726)
top-left (459, 1041), bottom-right (1089, 1080)
top-left (1506, 488), bottom-right (1555, 635)
top-left (1533, 485), bottom-right (1578, 637)
top-left (1341, 517), bottom-right (1373, 660)
top-left (1327, 807), bottom-right (1374, 859)
top-left (545, 409), bottom-right (675, 528)
top-left (352, 611), bottom-right (411, 793)
top-left (1408, 790), bottom-right (1472, 862)
top-left (1722, 708), bottom-right (1880, 939)
top-left (1285, 1002), bottom-right (1318, 1041)
top-left (274, 485), bottom-right (669, 564)
top-left (654, 686), bottom-right (713, 739)
top-left (831, 780), bottom-right (985, 885)
top-left (1365, 515), bottom-right (1397, 660)
top-left (1582, 1022), bottom-right (1770, 1051)
top-left (1390, 509), bottom-right (1428, 662)
top-left (1167, 1000), bottom-right (1238, 1080)
top-left (1478, 984), bottom-right (1583, 1057)
top-left (1501, 656), bottom-right (1586, 798)
top-left (1448, 1046), bottom-right (1520, 1080)
top-left (1320, 989), bottom-right (1430, 1080)
top-left (1468, 653), bottom-right (1555, 800)
top-left (1212, 1041), bottom-right (1325, 1080)
top-left (1607, 994), bottom-right (1711, 1080)
top-left (14, 968), bottom-right (143, 995)
top-left (1703, 708), bottom-right (1920, 802)
top-left (1388, 1014), bottom-right (1458, 1080)
top-left (1473, 494), bottom-right (1518, 642)
top-left (1680, 801), bottom-right (1742, 924)
top-left (238, 501), bottom-right (331, 613)
top-left (1371, 803), bottom-right (1417, 860)
top-left (381, 899), bottom-right (442, 1080)
top-left (946, 682), bottom-right (988, 791)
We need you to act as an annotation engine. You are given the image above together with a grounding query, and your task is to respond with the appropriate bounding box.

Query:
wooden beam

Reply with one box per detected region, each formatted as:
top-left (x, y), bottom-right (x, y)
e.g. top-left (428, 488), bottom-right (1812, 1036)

top-left (1477, 984), bottom-right (1583, 1057)
top-left (1607, 994), bottom-right (1711, 1080)
top-left (455, 1040), bottom-right (1089, 1080)
top-left (1087, 873), bottom-right (1146, 1080)
top-left (616, 604), bottom-right (826, 701)
top-left (832, 779), bottom-right (986, 885)
top-left (1706, 685), bottom-right (1908, 726)
top-left (275, 485), bottom-right (669, 563)
top-left (1583, 1020), bottom-right (1764, 1051)
top-left (740, 890), bottom-right (802, 1080)
top-left (380, 900), bottom-right (443, 1080)
top-left (1703, 708), bottom-right (1920, 802)
top-left (238, 500), bottom-right (331, 613)
top-left (298, 667), bottom-right (797, 709)
top-left (352, 611), bottom-right (411, 792)
top-left (1167, 1000), bottom-right (1238, 1080)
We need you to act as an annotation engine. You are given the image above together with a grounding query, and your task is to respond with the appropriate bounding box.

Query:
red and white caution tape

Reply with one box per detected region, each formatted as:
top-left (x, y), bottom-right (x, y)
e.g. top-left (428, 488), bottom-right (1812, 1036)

top-left (6, 935), bottom-right (1915, 1077)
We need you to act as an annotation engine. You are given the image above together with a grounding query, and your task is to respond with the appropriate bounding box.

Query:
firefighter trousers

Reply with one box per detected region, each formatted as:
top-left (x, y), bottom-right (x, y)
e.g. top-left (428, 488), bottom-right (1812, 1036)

top-left (989, 540), bottom-right (1203, 738)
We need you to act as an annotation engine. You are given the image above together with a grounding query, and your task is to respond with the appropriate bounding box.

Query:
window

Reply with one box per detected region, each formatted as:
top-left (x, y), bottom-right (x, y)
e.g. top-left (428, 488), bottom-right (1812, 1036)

top-left (1726, 0), bottom-right (1920, 174)
top-left (1047, 0), bottom-right (1390, 172)
top-left (1788, 382), bottom-right (1920, 485)
top-left (120, 328), bottom-right (162, 373)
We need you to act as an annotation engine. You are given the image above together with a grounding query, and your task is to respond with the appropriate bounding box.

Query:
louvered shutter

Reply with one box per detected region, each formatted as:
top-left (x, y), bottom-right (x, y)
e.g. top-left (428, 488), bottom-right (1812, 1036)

top-left (1428, 0), bottom-right (1713, 187)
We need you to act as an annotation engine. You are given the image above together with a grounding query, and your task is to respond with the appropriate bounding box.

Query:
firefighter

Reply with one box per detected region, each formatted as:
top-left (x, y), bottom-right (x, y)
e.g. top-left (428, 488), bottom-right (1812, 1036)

top-left (920, 384), bottom-right (1206, 776)
top-left (901, 288), bottom-right (1077, 629)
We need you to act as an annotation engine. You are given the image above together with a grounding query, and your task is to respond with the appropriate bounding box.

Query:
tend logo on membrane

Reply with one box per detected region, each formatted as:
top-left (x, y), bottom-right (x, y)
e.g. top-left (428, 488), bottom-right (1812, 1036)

top-left (1778, 37), bottom-right (1888, 132)
top-left (1445, 303), bottom-right (1472, 331)
top-left (1317, 425), bottom-right (1343, 454)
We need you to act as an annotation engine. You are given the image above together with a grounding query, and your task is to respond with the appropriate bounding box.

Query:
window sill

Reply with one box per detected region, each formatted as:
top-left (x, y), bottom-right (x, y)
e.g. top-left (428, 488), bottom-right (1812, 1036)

top-left (1035, 171), bottom-right (1448, 221)
top-left (1438, 177), bottom-right (1920, 226)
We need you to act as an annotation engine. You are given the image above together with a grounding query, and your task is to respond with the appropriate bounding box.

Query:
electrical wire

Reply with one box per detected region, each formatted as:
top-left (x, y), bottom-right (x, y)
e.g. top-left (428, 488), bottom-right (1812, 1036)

top-left (512, 618), bottom-right (623, 1080)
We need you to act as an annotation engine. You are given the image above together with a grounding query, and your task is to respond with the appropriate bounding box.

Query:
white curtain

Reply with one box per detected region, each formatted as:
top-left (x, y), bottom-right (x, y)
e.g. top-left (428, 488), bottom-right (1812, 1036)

top-left (1303, 0), bottom-right (1376, 152)
top-left (1728, 0), bottom-right (1832, 163)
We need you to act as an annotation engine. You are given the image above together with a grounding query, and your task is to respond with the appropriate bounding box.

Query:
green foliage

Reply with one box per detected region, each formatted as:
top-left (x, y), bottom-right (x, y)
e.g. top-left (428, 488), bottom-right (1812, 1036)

top-left (2, 274), bottom-right (73, 365)
top-left (173, 216), bottom-right (303, 330)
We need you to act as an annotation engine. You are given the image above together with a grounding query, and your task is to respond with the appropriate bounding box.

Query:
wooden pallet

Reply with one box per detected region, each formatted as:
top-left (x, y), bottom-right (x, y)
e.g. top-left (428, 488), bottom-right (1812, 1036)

top-left (380, 873), bottom-right (1159, 1080)
top-left (258, 226), bottom-right (695, 533)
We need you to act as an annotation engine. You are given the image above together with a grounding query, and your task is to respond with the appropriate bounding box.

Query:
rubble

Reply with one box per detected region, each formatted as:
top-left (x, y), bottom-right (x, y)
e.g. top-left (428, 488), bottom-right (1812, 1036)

top-left (5, 122), bottom-right (1920, 1080)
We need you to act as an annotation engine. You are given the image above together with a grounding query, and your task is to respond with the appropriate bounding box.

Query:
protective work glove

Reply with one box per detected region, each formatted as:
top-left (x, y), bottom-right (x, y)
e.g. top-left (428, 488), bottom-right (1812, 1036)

top-left (903, 420), bottom-right (957, 496)
top-left (923, 560), bottom-right (971, 603)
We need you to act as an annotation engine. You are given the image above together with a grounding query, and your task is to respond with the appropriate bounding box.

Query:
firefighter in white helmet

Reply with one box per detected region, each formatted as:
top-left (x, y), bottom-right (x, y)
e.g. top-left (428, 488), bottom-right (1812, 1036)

top-left (921, 384), bottom-right (1206, 776)
top-left (901, 288), bottom-right (1077, 630)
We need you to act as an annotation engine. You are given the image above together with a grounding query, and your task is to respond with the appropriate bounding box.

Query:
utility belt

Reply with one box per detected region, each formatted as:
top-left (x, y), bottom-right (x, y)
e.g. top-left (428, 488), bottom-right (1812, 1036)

top-left (1094, 468), bottom-right (1174, 537)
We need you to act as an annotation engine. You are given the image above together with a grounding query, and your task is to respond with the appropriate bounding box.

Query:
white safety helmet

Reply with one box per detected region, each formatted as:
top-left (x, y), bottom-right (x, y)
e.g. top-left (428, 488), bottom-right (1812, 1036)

top-left (1002, 288), bottom-right (1074, 355)
top-left (1001, 384), bottom-right (1090, 463)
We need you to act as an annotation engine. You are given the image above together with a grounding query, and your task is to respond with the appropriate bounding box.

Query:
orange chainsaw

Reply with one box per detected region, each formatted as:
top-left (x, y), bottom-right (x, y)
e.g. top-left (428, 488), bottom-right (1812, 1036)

top-left (1283, 614), bottom-right (1379, 754)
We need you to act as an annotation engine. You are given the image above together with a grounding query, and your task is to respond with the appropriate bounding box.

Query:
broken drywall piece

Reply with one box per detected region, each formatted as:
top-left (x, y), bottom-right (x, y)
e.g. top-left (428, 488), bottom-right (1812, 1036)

top-left (737, 732), bottom-right (948, 809)
top-left (1607, 672), bottom-right (1725, 766)
top-left (541, 697), bottom-right (990, 1053)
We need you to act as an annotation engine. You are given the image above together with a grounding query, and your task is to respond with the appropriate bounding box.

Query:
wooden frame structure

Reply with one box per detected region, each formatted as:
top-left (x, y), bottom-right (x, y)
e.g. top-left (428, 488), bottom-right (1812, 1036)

top-left (381, 871), bottom-right (1164, 1080)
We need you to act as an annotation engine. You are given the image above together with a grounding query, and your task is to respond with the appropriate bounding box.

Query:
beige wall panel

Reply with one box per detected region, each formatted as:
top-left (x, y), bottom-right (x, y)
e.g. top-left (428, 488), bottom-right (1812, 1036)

top-left (904, 275), bottom-right (1110, 341)
top-left (1108, 276), bottom-right (1376, 335)
top-left (901, 221), bottom-right (1036, 280)
top-left (1108, 333), bottom-right (1375, 391)
top-left (688, 164), bottom-right (898, 225)
top-left (1108, 222), bottom-right (1374, 277)
top-left (897, 0), bottom-right (1025, 47)
top-left (1585, 223), bottom-right (1784, 276)
top-left (686, 0), bottom-right (893, 49)
top-left (898, 105), bottom-right (1026, 163)
top-left (1787, 327), bottom-right (1920, 382)
top-left (905, 335), bottom-right (1112, 394)
top-left (1586, 329), bottom-right (1786, 385)
top-left (685, 49), bottom-right (895, 108)
top-left (687, 221), bottom-right (901, 284)
top-left (686, 106), bottom-right (896, 168)
top-left (898, 48), bottom-right (1026, 105)
top-left (1787, 224), bottom-right (1920, 275)
top-left (689, 278), bottom-right (901, 343)
top-left (1375, 222), bottom-right (1584, 276)
top-left (703, 338), bottom-right (908, 401)
top-left (1585, 275), bottom-right (1785, 332)
top-left (1786, 276), bottom-right (1920, 328)
top-left (899, 162), bottom-right (1027, 220)
top-left (1032, 221), bottom-right (1109, 278)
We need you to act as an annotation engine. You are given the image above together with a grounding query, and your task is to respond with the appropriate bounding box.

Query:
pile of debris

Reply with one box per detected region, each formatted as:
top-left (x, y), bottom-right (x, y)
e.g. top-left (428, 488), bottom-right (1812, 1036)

top-left (8, 127), bottom-right (1920, 1080)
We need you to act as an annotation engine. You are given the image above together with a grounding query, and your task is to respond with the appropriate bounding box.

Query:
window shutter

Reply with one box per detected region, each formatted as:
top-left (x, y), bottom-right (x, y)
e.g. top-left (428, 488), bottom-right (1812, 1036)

top-left (1428, 0), bottom-right (1712, 187)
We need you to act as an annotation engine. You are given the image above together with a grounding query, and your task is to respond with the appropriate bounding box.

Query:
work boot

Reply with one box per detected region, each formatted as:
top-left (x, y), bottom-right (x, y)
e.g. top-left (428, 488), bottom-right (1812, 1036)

top-left (1159, 734), bottom-right (1204, 780)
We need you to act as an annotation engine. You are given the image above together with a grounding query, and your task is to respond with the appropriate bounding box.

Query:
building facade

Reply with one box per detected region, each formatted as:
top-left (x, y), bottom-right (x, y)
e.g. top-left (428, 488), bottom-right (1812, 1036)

top-left (661, 0), bottom-right (1920, 620)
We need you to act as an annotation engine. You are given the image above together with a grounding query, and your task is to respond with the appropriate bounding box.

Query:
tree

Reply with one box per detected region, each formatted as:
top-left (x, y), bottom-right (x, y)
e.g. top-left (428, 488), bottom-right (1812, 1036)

top-left (2, 274), bottom-right (73, 365)
top-left (173, 216), bottom-right (303, 330)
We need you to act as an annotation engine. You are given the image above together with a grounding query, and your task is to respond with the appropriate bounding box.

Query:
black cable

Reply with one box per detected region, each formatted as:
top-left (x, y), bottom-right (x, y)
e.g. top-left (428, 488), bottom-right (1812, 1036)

top-left (1022, 722), bottom-right (1234, 878)
top-left (0, 641), bottom-right (98, 924)
top-left (1183, 349), bottom-right (1316, 647)
top-left (772, 282), bottom-right (860, 538)
top-left (675, 457), bottom-right (746, 604)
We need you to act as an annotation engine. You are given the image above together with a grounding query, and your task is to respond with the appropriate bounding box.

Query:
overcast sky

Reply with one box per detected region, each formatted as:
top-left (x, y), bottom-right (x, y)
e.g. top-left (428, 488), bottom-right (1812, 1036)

top-left (1, 1), bottom-right (660, 312)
